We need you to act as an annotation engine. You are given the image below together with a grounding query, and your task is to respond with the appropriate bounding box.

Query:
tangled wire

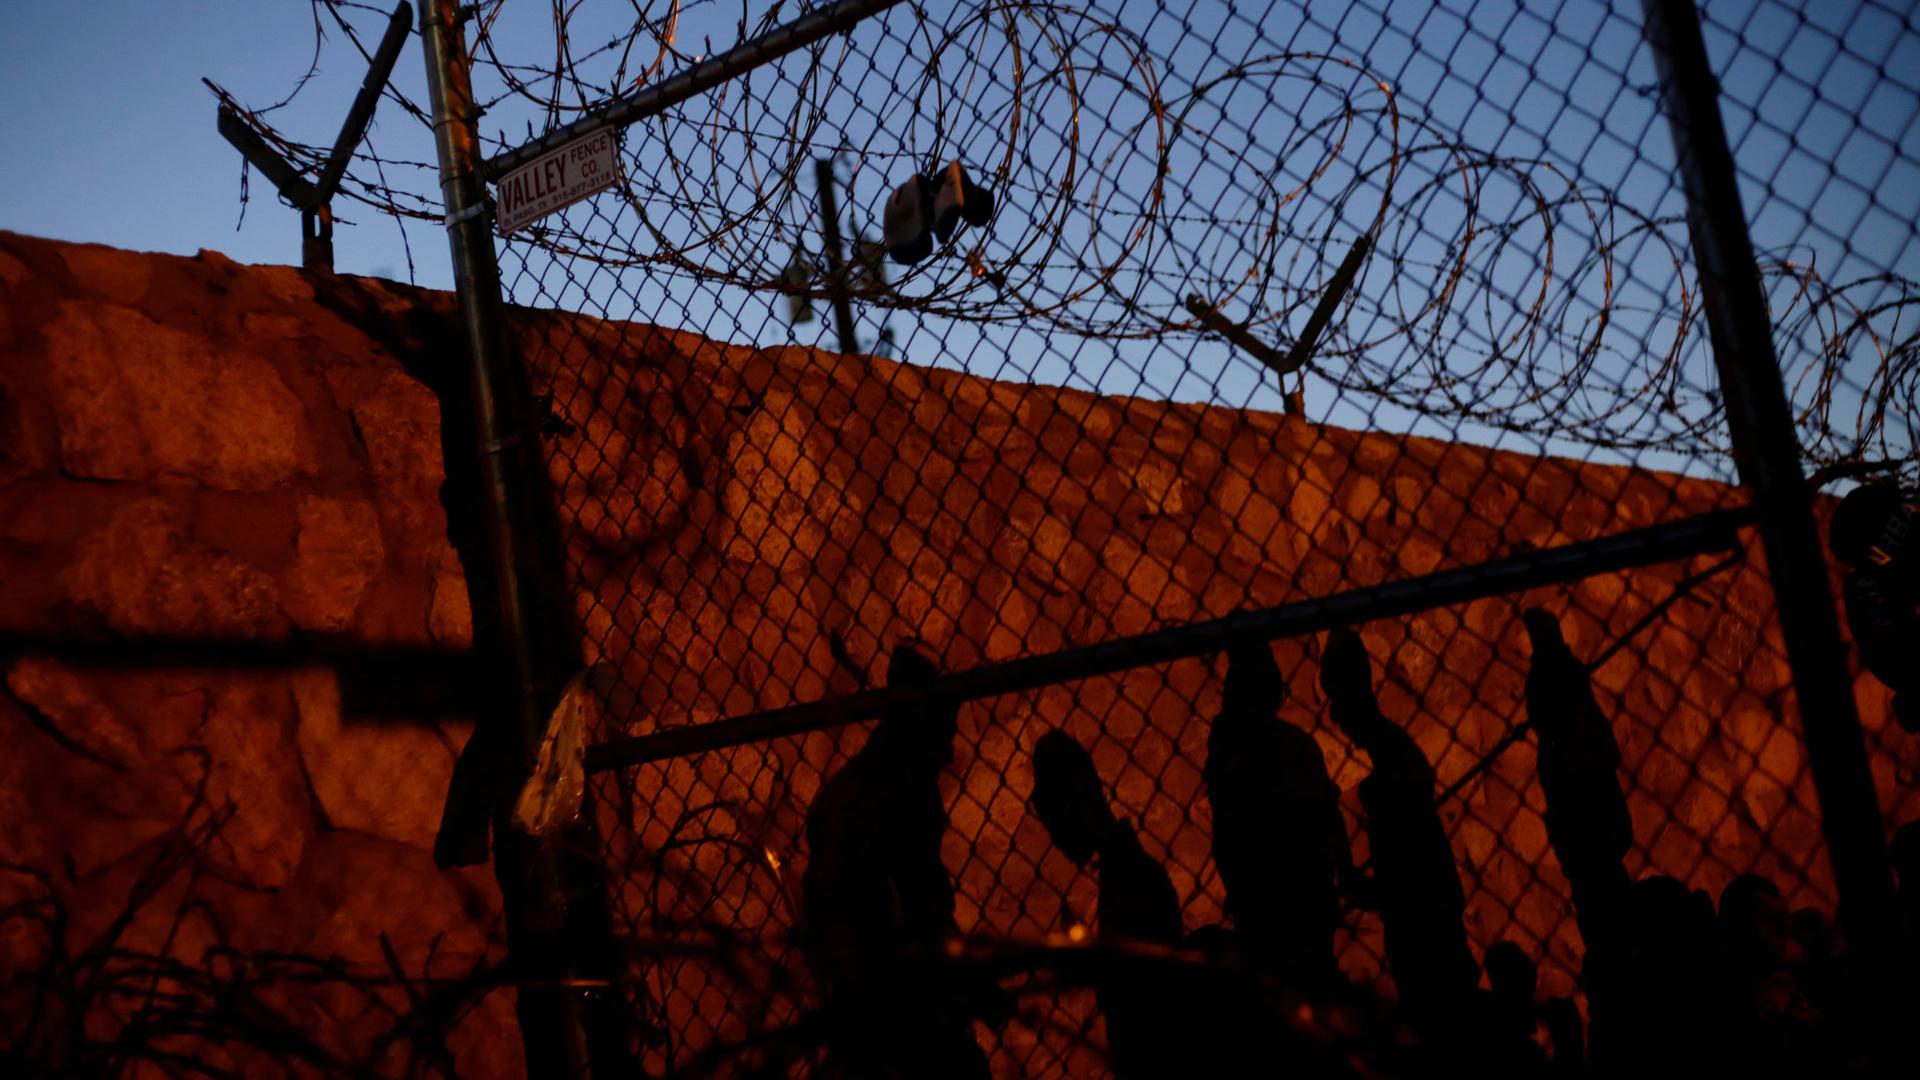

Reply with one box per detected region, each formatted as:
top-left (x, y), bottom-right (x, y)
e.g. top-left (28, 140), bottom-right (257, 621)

top-left (210, 0), bottom-right (1918, 474)
top-left (0, 781), bottom-right (507, 1077)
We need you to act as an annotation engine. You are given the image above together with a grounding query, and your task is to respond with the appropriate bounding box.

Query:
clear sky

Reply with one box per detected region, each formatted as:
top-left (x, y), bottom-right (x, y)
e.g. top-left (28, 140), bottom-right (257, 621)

top-left (0, 0), bottom-right (452, 285)
top-left (2, 1), bottom-right (1913, 475)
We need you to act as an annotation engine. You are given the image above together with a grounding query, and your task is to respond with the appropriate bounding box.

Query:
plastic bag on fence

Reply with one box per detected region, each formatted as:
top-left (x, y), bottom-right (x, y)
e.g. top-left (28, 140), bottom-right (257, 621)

top-left (512, 670), bottom-right (593, 836)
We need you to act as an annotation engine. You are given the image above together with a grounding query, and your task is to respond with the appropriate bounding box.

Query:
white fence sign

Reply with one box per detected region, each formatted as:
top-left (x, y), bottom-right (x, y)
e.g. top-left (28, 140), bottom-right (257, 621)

top-left (493, 130), bottom-right (618, 234)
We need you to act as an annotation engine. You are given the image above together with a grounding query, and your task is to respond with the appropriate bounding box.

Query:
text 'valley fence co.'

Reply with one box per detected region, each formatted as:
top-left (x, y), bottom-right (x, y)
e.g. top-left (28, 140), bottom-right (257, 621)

top-left (493, 129), bottom-right (618, 235)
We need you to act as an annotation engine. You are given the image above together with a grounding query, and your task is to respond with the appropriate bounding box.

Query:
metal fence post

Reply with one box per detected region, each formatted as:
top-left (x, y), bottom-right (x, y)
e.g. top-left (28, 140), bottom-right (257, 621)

top-left (419, 2), bottom-right (625, 1075)
top-left (1641, 0), bottom-right (1898, 954)
top-left (814, 157), bottom-right (861, 356)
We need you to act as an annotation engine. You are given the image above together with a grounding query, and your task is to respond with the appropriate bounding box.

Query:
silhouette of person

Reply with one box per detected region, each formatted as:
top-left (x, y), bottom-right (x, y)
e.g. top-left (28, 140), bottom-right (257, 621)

top-left (801, 644), bottom-right (989, 1079)
top-left (1520, 612), bottom-right (1634, 1001)
top-left (1205, 638), bottom-right (1353, 991)
top-left (1715, 873), bottom-right (1835, 1072)
top-left (1786, 905), bottom-right (1842, 1025)
top-left (1718, 874), bottom-right (1798, 1008)
top-left (1170, 923), bottom-right (1267, 1074)
top-left (1892, 820), bottom-right (1920, 942)
top-left (1030, 729), bottom-right (1183, 1079)
top-left (1483, 940), bottom-right (1548, 1072)
top-left (1520, 613), bottom-right (1635, 883)
top-left (1606, 875), bottom-right (1719, 1073)
top-left (1321, 628), bottom-right (1479, 1041)
top-left (1539, 996), bottom-right (1585, 1074)
top-left (1829, 480), bottom-right (1919, 733)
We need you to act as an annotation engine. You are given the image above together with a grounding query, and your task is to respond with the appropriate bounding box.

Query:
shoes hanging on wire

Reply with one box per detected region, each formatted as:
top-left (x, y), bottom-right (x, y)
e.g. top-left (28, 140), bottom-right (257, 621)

top-left (885, 173), bottom-right (936, 265)
top-left (932, 159), bottom-right (994, 243)
top-left (885, 161), bottom-right (995, 265)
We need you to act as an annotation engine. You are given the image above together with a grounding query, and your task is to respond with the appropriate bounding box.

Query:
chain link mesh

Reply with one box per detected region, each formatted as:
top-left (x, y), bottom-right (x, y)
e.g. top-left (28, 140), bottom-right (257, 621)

top-left (449, 0), bottom-right (1920, 1073)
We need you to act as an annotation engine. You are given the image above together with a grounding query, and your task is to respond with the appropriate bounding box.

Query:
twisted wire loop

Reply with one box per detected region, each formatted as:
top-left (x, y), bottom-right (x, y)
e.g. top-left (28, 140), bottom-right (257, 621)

top-left (1, 779), bottom-right (514, 1076)
top-left (218, 1), bottom-right (1920, 1075)
top-left (225, 1), bottom-right (1919, 470)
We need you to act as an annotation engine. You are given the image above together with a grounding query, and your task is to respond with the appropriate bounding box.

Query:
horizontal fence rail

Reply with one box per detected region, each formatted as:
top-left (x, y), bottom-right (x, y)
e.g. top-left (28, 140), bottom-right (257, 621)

top-left (587, 507), bottom-right (1753, 772)
top-left (384, 0), bottom-right (1920, 1073)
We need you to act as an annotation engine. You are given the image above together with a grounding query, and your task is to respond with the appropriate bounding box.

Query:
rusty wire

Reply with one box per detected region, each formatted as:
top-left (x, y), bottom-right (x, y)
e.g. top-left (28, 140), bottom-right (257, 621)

top-left (212, 0), bottom-right (1920, 473)
top-left (206, 2), bottom-right (1920, 1075)
top-left (0, 781), bottom-right (507, 1078)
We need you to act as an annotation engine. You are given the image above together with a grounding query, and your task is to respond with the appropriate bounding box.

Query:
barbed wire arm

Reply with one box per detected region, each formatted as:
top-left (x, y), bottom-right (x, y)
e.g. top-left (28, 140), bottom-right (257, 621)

top-left (479, 0), bottom-right (910, 181)
top-left (212, 5), bottom-right (412, 214)
top-left (216, 107), bottom-right (322, 209)
top-left (311, 1), bottom-right (416, 206)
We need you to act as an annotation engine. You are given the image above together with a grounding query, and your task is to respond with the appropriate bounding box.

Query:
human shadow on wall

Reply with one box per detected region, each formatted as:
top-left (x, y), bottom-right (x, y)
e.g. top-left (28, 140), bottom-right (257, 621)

top-left (799, 644), bottom-right (992, 1079)
top-left (1030, 728), bottom-right (1184, 1079)
top-left (1320, 628), bottom-right (1480, 1046)
top-left (1520, 609), bottom-right (1636, 1063)
top-left (1204, 639), bottom-right (1355, 994)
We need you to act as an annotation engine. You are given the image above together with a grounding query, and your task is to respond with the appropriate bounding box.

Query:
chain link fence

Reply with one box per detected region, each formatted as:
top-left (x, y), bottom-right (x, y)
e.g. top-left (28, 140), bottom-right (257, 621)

top-left (415, 0), bottom-right (1920, 1073)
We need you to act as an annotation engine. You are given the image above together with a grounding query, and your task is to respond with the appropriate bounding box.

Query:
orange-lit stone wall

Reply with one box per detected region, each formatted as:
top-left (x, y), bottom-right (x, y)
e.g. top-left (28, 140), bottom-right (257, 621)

top-left (2, 232), bottom-right (1916, 1075)
top-left (523, 298), bottom-right (1920, 1074)
top-left (0, 232), bottom-right (518, 1075)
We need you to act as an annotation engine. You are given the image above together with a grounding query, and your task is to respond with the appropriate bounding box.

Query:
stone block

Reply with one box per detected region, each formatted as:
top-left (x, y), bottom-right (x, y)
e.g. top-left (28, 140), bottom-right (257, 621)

top-left (43, 302), bottom-right (309, 490)
top-left (281, 495), bottom-right (384, 632)
top-left (292, 669), bottom-right (456, 849)
top-left (62, 497), bottom-right (283, 638)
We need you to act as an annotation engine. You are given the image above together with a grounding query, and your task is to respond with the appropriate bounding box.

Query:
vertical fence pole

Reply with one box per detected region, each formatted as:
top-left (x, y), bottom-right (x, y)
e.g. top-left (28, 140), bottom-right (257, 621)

top-left (301, 204), bottom-right (334, 272)
top-left (815, 157), bottom-right (861, 355)
top-left (1641, 0), bottom-right (1898, 953)
top-left (419, 2), bottom-right (621, 1075)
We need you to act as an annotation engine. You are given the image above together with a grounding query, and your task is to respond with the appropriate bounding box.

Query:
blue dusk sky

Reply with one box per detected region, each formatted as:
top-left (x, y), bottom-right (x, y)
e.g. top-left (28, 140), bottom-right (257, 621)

top-left (2, 1), bottom-right (1912, 474)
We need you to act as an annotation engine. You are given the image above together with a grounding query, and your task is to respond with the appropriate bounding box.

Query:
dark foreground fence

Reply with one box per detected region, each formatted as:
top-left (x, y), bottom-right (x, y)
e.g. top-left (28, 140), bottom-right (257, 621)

top-left (388, 0), bottom-right (1920, 1074)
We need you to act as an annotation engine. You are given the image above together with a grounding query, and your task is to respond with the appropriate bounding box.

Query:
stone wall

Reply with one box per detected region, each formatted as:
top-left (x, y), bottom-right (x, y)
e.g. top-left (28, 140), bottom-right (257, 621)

top-left (0, 232), bottom-right (517, 1075)
top-left (1, 231), bottom-right (1915, 1076)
